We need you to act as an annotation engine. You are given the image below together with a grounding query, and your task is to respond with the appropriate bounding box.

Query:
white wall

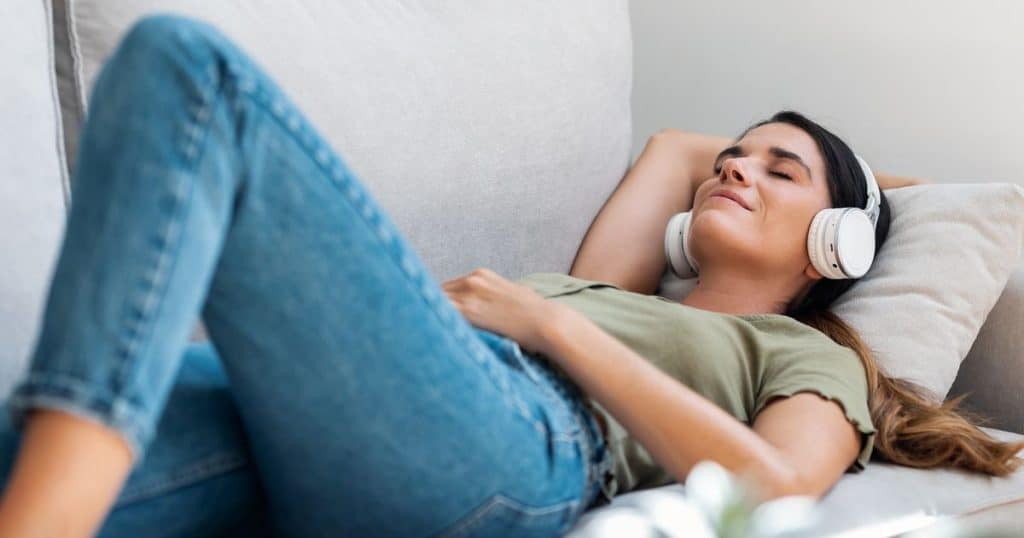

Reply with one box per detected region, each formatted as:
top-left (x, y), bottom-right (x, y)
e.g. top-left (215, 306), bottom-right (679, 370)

top-left (629, 1), bottom-right (1024, 184)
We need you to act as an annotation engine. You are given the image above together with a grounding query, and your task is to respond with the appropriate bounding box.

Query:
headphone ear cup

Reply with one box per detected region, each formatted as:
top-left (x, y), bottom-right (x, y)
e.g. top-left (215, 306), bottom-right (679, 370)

top-left (664, 212), bottom-right (698, 278)
top-left (808, 208), bottom-right (876, 279)
top-left (807, 209), bottom-right (844, 280)
top-left (832, 209), bottom-right (876, 278)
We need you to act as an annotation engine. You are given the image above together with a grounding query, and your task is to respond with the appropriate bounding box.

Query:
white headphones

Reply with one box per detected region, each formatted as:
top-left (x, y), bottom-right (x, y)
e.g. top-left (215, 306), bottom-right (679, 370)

top-left (664, 154), bottom-right (881, 280)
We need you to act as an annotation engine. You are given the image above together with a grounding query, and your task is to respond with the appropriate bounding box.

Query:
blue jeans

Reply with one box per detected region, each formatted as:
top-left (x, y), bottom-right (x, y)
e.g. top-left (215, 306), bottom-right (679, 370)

top-left (2, 15), bottom-right (612, 537)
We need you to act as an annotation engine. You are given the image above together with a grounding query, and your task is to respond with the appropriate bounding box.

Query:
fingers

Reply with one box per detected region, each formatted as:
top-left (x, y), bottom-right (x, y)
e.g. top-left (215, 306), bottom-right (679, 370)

top-left (442, 267), bottom-right (499, 289)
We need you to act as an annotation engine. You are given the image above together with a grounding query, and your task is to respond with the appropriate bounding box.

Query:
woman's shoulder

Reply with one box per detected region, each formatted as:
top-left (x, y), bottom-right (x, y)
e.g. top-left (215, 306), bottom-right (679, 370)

top-left (756, 321), bottom-right (869, 401)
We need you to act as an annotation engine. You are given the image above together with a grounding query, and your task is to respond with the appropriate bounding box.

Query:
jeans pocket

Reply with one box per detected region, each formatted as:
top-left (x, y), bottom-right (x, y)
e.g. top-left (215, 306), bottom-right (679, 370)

top-left (436, 492), bottom-right (579, 538)
top-left (506, 340), bottom-right (585, 442)
top-left (471, 327), bottom-right (583, 443)
top-left (471, 327), bottom-right (526, 372)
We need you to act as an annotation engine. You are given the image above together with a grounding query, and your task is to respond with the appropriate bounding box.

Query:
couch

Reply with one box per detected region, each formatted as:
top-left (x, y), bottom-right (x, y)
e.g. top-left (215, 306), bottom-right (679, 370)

top-left (3, 1), bottom-right (1022, 536)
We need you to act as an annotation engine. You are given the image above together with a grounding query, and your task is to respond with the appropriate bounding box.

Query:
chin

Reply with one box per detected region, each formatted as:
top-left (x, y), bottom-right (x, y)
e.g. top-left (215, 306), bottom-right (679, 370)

top-left (689, 216), bottom-right (763, 269)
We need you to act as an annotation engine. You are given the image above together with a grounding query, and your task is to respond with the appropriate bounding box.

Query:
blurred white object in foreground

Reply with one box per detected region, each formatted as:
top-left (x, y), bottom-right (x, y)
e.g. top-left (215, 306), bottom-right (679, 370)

top-left (568, 460), bottom-right (823, 538)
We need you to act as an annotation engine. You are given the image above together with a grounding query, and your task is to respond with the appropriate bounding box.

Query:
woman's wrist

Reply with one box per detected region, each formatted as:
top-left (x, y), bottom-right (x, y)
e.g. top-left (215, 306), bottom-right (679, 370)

top-left (536, 302), bottom-right (581, 359)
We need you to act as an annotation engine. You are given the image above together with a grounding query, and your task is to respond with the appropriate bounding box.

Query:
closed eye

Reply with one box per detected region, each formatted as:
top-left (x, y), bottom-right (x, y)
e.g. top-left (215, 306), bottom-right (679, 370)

top-left (711, 165), bottom-right (794, 181)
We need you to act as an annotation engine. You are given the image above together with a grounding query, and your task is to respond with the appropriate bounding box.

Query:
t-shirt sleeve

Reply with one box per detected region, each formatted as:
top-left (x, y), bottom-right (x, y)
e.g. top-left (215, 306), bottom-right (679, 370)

top-left (753, 344), bottom-right (877, 473)
top-left (516, 272), bottom-right (620, 298)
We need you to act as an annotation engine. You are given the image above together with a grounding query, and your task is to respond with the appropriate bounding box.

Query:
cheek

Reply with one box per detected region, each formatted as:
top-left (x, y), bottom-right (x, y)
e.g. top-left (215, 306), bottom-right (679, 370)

top-left (762, 211), bottom-right (816, 259)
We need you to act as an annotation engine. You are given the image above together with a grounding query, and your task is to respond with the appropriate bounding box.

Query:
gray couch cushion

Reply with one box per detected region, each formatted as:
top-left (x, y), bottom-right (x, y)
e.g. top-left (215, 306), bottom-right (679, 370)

top-left (948, 264), bottom-right (1024, 434)
top-left (0, 0), bottom-right (69, 399)
top-left (569, 427), bottom-right (1024, 536)
top-left (54, 0), bottom-right (633, 285)
top-left (810, 427), bottom-right (1024, 536)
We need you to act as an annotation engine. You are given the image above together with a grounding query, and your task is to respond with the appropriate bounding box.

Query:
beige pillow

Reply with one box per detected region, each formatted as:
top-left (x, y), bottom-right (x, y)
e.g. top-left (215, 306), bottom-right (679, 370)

top-left (656, 183), bottom-right (1024, 402)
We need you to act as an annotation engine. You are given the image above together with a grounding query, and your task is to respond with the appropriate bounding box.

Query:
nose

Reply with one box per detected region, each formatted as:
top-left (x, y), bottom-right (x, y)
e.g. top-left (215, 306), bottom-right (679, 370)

top-left (719, 158), bottom-right (750, 185)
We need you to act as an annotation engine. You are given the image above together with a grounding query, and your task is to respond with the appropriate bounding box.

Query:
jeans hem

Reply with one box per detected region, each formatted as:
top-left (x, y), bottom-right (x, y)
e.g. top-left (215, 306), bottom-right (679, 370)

top-left (7, 374), bottom-right (148, 462)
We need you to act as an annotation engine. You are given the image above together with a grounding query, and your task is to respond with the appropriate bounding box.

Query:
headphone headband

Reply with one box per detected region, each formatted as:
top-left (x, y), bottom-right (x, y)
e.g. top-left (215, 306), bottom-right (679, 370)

top-left (854, 153), bottom-right (881, 229)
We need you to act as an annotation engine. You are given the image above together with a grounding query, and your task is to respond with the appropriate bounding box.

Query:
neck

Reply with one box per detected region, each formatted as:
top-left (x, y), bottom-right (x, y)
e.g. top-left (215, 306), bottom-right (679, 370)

top-left (680, 268), bottom-right (797, 316)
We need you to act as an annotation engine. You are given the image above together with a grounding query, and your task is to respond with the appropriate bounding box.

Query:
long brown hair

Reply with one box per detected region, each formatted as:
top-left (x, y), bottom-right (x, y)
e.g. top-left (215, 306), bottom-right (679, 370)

top-left (751, 111), bottom-right (1024, 476)
top-left (797, 309), bottom-right (1024, 476)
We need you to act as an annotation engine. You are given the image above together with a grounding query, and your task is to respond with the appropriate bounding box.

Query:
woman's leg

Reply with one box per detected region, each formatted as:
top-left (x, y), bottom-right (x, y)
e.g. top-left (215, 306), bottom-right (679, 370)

top-left (0, 342), bottom-right (271, 537)
top-left (4, 14), bottom-right (607, 537)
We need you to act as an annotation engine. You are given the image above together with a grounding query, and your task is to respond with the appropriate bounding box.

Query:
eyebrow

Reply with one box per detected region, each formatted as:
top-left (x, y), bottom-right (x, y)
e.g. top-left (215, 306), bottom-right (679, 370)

top-left (713, 144), bottom-right (813, 180)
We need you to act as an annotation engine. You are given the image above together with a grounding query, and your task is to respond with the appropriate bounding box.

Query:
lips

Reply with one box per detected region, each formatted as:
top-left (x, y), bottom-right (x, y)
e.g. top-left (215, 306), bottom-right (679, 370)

top-left (708, 189), bottom-right (752, 211)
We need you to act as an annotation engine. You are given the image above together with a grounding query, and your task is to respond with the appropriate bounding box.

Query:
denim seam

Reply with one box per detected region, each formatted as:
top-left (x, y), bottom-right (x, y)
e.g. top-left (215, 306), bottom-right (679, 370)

top-left (499, 341), bottom-right (599, 530)
top-left (115, 451), bottom-right (250, 507)
top-left (215, 63), bottom-right (550, 439)
top-left (108, 56), bottom-right (221, 457)
top-left (436, 493), bottom-right (579, 538)
top-left (594, 435), bottom-right (616, 504)
top-left (510, 345), bottom-right (613, 518)
top-left (565, 401), bottom-right (598, 528)
top-left (579, 404), bottom-right (615, 507)
top-left (109, 166), bottom-right (190, 443)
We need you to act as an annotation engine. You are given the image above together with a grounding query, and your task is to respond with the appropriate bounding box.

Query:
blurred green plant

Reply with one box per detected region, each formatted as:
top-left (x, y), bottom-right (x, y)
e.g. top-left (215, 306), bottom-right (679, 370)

top-left (569, 460), bottom-right (1020, 537)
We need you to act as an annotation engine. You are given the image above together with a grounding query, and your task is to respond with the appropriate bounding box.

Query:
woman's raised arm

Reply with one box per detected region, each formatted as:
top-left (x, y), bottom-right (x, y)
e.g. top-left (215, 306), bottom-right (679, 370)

top-left (568, 127), bottom-right (928, 295)
top-left (568, 128), bottom-right (733, 294)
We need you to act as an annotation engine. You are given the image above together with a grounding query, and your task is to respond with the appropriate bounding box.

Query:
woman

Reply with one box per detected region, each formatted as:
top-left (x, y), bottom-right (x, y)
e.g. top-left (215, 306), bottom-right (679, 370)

top-left (0, 14), bottom-right (1021, 537)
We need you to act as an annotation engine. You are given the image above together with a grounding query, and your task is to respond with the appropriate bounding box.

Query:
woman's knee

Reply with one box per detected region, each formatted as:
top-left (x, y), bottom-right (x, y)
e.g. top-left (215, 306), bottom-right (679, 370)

top-left (120, 14), bottom-right (212, 57)
top-left (110, 14), bottom-right (239, 88)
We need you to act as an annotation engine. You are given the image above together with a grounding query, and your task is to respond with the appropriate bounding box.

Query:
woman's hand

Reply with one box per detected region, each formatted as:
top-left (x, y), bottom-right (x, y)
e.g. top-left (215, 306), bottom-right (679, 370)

top-left (875, 172), bottom-right (930, 190)
top-left (441, 268), bottom-right (561, 356)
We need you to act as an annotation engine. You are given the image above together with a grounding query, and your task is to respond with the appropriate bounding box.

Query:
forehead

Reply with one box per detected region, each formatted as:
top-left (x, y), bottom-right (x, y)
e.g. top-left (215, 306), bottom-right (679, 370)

top-left (739, 123), bottom-right (825, 183)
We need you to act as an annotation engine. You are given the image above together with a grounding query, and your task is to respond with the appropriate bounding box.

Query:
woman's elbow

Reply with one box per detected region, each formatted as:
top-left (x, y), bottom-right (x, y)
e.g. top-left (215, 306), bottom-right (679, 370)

top-left (648, 128), bottom-right (689, 146)
top-left (752, 466), bottom-right (821, 504)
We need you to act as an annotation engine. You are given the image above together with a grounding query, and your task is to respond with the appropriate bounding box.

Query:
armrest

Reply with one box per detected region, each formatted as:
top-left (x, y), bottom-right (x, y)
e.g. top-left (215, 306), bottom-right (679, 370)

top-left (946, 264), bottom-right (1024, 434)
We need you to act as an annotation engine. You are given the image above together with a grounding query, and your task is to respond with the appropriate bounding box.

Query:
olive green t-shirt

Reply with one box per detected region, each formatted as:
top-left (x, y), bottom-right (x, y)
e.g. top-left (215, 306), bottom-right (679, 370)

top-left (514, 272), bottom-right (876, 497)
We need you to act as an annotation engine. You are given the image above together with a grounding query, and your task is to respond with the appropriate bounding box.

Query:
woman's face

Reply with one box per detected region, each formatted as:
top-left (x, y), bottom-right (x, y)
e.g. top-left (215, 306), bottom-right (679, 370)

top-left (689, 122), bottom-right (833, 280)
